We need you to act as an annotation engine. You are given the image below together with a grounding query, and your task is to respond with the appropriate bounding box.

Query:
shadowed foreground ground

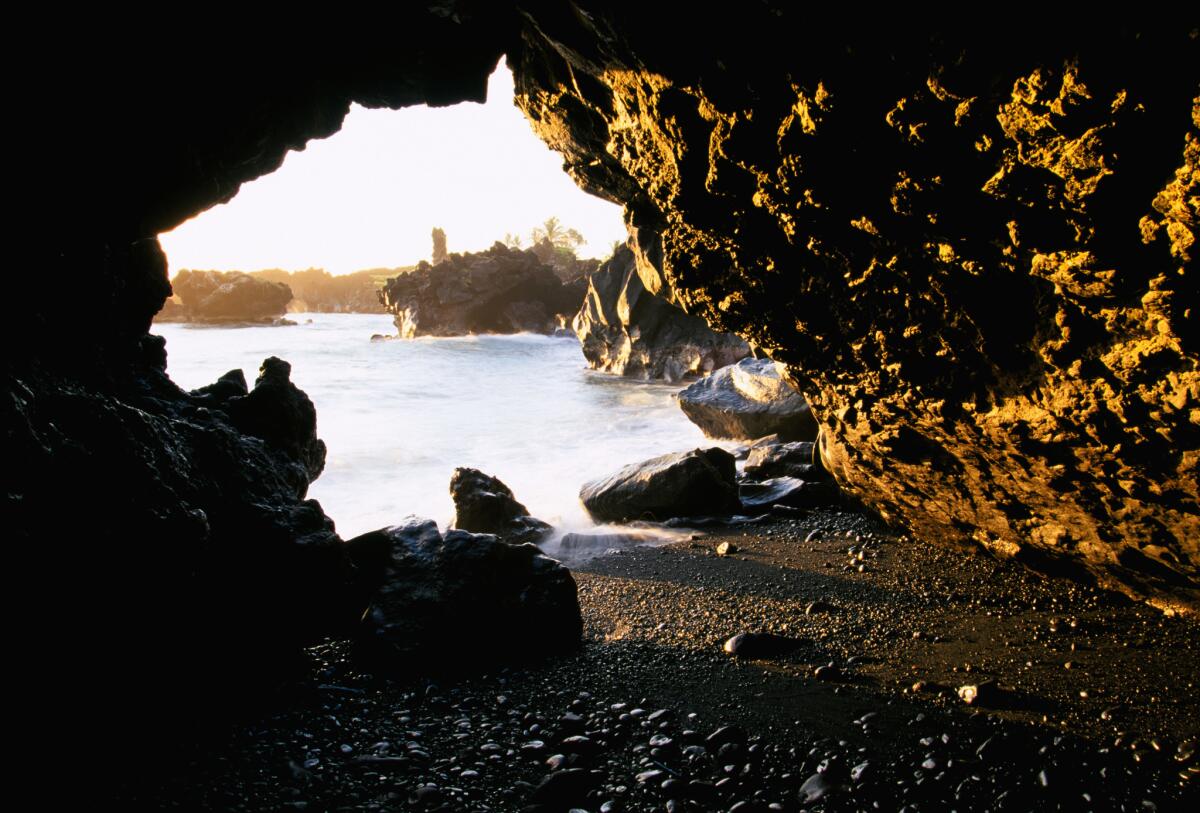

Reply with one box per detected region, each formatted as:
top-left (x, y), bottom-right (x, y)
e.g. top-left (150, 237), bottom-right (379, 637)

top-left (133, 509), bottom-right (1198, 811)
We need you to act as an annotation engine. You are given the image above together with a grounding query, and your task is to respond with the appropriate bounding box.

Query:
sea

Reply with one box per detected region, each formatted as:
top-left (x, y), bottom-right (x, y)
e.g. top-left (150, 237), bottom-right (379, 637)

top-left (154, 313), bottom-right (728, 550)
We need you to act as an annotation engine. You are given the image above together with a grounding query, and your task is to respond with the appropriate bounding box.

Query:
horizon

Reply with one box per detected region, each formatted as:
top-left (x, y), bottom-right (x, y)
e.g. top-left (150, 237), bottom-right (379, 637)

top-left (158, 61), bottom-right (627, 276)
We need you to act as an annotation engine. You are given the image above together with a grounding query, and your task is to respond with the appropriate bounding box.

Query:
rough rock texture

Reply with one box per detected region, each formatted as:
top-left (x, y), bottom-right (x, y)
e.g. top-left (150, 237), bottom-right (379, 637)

top-left (678, 357), bottom-right (819, 441)
top-left (6, 344), bottom-right (356, 743)
top-left (449, 467), bottom-right (552, 546)
top-left (16, 18), bottom-right (1200, 770)
top-left (380, 243), bottom-right (583, 337)
top-left (580, 447), bottom-right (741, 522)
top-left (345, 518), bottom-right (582, 666)
top-left (13, 10), bottom-right (514, 774)
top-left (157, 269), bottom-right (293, 323)
top-left (573, 245), bottom-right (750, 381)
top-left (512, 15), bottom-right (1200, 608)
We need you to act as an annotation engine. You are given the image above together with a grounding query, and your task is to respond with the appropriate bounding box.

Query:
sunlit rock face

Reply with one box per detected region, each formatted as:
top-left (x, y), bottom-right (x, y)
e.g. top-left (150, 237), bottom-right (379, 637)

top-left (510, 12), bottom-right (1198, 607)
top-left (14, 10), bottom-right (1198, 738)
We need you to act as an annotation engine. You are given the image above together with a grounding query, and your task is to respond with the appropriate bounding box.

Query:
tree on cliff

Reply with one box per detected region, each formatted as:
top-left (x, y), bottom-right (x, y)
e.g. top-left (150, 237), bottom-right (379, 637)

top-left (431, 227), bottom-right (448, 265)
top-left (530, 216), bottom-right (587, 270)
top-left (531, 217), bottom-right (584, 253)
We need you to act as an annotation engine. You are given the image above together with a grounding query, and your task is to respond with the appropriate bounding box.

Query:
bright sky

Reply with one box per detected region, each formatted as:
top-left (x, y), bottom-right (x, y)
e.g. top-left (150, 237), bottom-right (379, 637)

top-left (158, 63), bottom-right (626, 275)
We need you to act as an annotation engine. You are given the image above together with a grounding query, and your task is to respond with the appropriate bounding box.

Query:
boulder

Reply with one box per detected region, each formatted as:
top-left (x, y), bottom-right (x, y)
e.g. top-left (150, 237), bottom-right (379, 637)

top-left (739, 477), bottom-right (840, 511)
top-left (678, 358), bottom-right (818, 441)
top-left (346, 518), bottom-right (582, 666)
top-left (160, 269), bottom-right (292, 323)
top-left (580, 447), bottom-right (741, 522)
top-left (449, 467), bottom-right (552, 546)
top-left (380, 242), bottom-right (581, 337)
top-left (572, 246), bottom-right (749, 381)
top-left (743, 438), bottom-right (821, 480)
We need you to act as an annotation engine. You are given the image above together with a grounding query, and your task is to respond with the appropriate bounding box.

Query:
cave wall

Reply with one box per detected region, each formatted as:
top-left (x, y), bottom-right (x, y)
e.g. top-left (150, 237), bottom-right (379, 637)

top-left (509, 10), bottom-right (1198, 608)
top-left (10, 6), bottom-right (1197, 726)
top-left (8, 6), bottom-right (514, 749)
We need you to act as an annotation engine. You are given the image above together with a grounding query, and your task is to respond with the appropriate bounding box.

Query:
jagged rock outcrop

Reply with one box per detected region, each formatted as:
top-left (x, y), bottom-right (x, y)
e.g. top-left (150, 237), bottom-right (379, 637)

top-left (513, 15), bottom-right (1200, 608)
top-left (16, 18), bottom-right (1200, 774)
top-left (345, 518), bottom-right (582, 666)
top-left (251, 268), bottom-right (388, 313)
top-left (6, 342), bottom-right (356, 748)
top-left (157, 269), bottom-right (293, 323)
top-left (580, 447), bottom-right (741, 522)
top-left (380, 242), bottom-right (583, 337)
top-left (678, 358), bottom-right (819, 441)
top-left (573, 245), bottom-right (750, 381)
top-left (449, 467), bottom-right (552, 546)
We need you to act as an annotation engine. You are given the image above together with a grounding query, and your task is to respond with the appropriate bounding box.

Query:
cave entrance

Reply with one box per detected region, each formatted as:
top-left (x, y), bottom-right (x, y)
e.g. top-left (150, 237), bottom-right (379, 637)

top-left (152, 62), bottom-right (715, 541)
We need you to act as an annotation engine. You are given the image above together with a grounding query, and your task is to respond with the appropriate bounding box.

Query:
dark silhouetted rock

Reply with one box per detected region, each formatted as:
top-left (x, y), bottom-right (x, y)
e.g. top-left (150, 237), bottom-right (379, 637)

top-left (223, 357), bottom-right (327, 492)
top-left (742, 438), bottom-right (820, 480)
top-left (739, 477), bottom-right (839, 511)
top-left (580, 448), bottom-right (740, 522)
top-left (678, 358), bottom-right (817, 442)
top-left (723, 632), bottom-right (806, 659)
top-left (158, 269), bottom-right (292, 323)
top-left (449, 467), bottom-right (552, 546)
top-left (380, 243), bottom-right (581, 337)
top-left (251, 268), bottom-right (389, 313)
top-left (573, 246), bottom-right (749, 381)
top-left (346, 518), bottom-right (582, 667)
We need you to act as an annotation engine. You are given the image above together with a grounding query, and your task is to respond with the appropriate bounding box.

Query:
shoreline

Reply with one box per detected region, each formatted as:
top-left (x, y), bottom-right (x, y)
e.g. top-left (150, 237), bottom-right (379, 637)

top-left (129, 509), bottom-right (1197, 810)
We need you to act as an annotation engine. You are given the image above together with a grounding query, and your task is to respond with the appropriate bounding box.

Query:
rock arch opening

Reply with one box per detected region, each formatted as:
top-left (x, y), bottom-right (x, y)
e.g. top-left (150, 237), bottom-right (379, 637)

top-left (12, 10), bottom-right (1199, 807)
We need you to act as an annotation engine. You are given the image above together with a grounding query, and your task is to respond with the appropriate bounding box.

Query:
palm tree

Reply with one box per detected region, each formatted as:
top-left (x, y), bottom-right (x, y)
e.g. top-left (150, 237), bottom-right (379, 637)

top-left (530, 217), bottom-right (584, 251)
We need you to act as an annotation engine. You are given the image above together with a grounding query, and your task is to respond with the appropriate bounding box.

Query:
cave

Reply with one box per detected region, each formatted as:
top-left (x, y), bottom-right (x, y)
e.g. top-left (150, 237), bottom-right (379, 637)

top-left (12, 6), bottom-right (1198, 809)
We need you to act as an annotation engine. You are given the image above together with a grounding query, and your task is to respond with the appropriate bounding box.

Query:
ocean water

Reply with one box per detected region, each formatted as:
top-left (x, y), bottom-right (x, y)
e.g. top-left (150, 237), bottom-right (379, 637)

top-left (155, 313), bottom-right (728, 544)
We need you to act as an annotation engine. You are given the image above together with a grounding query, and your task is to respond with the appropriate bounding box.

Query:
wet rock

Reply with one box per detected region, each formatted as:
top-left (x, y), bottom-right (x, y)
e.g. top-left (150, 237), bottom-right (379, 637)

top-left (739, 477), bottom-right (839, 511)
top-left (449, 467), bottom-right (552, 546)
top-left (346, 518), bottom-right (582, 667)
top-left (813, 663), bottom-right (842, 681)
top-left (573, 245), bottom-right (749, 381)
top-left (158, 269), bottom-right (292, 323)
top-left (678, 358), bottom-right (818, 442)
top-left (798, 771), bottom-right (836, 803)
top-left (559, 530), bottom-right (659, 555)
top-left (580, 448), bottom-right (741, 522)
top-left (706, 726), bottom-right (748, 749)
top-left (957, 680), bottom-right (1002, 706)
top-left (716, 541), bottom-right (738, 556)
top-left (189, 368), bottom-right (248, 406)
top-left (723, 632), bottom-right (805, 659)
top-left (380, 242), bottom-right (579, 337)
top-left (742, 439), bottom-right (820, 480)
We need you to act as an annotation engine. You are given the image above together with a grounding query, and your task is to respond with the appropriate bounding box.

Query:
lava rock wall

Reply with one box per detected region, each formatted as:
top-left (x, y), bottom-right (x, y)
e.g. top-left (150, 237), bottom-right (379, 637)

top-left (509, 10), bottom-right (1198, 607)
